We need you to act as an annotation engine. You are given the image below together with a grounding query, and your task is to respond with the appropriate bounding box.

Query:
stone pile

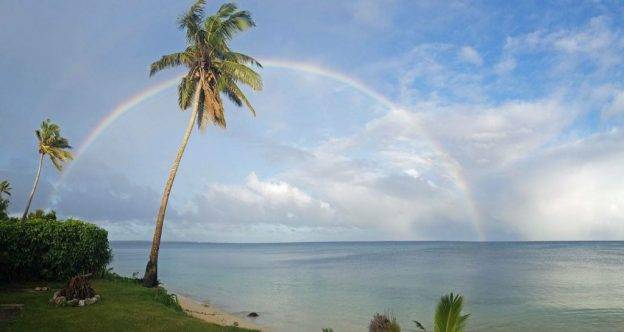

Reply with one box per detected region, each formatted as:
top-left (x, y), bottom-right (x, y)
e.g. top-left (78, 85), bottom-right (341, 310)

top-left (50, 274), bottom-right (100, 307)
top-left (50, 291), bottom-right (100, 307)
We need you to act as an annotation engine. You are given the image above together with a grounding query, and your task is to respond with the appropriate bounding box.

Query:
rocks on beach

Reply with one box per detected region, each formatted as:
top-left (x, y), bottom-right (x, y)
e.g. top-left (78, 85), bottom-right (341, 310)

top-left (247, 312), bottom-right (259, 318)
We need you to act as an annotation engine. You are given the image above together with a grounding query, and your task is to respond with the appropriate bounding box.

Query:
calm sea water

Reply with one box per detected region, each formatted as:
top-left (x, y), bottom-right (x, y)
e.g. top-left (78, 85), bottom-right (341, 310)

top-left (110, 241), bottom-right (624, 331)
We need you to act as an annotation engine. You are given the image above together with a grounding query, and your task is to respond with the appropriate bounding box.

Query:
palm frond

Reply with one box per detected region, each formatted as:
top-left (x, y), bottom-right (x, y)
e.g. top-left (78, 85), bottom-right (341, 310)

top-left (50, 157), bottom-right (63, 171)
top-left (50, 137), bottom-right (71, 149)
top-left (434, 293), bottom-right (470, 332)
top-left (201, 83), bottom-right (226, 129)
top-left (177, 0), bottom-right (205, 42)
top-left (178, 75), bottom-right (199, 110)
top-left (215, 60), bottom-right (262, 90)
top-left (218, 77), bottom-right (256, 116)
top-left (196, 87), bottom-right (206, 130)
top-left (150, 52), bottom-right (188, 76)
top-left (36, 119), bottom-right (73, 172)
top-left (0, 180), bottom-right (11, 196)
top-left (216, 3), bottom-right (238, 18)
top-left (223, 51), bottom-right (262, 68)
top-left (214, 10), bottom-right (255, 41)
top-left (196, 78), bottom-right (226, 130)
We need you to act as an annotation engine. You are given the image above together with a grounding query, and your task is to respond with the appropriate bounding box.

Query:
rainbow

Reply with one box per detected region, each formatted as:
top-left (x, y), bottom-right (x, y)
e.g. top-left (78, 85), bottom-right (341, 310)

top-left (52, 59), bottom-right (485, 240)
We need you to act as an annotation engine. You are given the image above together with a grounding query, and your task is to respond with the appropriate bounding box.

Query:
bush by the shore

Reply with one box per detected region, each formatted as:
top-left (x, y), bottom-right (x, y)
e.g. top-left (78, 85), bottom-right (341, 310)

top-left (0, 217), bottom-right (112, 281)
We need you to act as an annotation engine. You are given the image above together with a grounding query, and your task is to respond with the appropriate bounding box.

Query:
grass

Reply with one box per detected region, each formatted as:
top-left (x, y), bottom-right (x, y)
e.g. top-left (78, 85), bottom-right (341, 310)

top-left (0, 278), bottom-right (257, 332)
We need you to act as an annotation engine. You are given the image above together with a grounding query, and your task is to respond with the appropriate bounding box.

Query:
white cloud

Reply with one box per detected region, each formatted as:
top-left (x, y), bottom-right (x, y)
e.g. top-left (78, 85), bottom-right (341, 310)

top-left (350, 0), bottom-right (395, 29)
top-left (459, 46), bottom-right (483, 66)
top-left (188, 172), bottom-right (335, 227)
top-left (502, 16), bottom-right (623, 73)
top-left (602, 89), bottom-right (624, 118)
top-left (390, 95), bottom-right (577, 171)
top-left (494, 57), bottom-right (516, 75)
top-left (388, 44), bottom-right (487, 103)
top-left (488, 130), bottom-right (624, 240)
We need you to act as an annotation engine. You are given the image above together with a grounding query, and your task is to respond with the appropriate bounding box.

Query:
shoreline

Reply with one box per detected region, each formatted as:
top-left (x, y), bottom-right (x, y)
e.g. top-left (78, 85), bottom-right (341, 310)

top-left (174, 293), bottom-right (265, 331)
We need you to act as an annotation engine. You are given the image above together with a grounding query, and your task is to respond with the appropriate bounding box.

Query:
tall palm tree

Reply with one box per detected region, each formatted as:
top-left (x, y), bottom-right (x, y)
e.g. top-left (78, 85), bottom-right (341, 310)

top-left (143, 0), bottom-right (262, 287)
top-left (21, 119), bottom-right (73, 221)
top-left (414, 293), bottom-right (470, 332)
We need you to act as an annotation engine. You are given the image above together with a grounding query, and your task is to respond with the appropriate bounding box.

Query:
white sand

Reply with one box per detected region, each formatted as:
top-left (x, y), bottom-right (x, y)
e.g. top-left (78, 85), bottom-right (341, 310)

top-left (176, 294), bottom-right (265, 331)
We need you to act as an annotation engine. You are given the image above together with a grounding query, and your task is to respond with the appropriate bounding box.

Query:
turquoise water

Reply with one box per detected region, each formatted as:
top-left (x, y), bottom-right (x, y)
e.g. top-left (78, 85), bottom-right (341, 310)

top-left (111, 241), bottom-right (624, 331)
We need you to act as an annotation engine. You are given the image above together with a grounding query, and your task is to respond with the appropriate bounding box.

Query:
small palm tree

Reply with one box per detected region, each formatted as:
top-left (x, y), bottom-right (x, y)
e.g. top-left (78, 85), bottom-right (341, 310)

top-left (21, 119), bottom-right (73, 221)
top-left (142, 0), bottom-right (262, 287)
top-left (0, 180), bottom-right (11, 219)
top-left (414, 293), bottom-right (470, 332)
top-left (0, 181), bottom-right (11, 198)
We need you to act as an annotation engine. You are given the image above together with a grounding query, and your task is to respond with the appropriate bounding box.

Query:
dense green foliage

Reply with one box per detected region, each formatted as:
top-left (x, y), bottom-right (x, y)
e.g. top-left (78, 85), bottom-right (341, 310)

top-left (26, 209), bottom-right (57, 222)
top-left (0, 278), bottom-right (257, 331)
top-left (0, 199), bottom-right (8, 220)
top-left (0, 218), bottom-right (111, 281)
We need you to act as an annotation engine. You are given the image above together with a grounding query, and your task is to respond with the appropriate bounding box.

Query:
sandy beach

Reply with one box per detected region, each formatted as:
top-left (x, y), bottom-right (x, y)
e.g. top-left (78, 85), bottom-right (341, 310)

top-left (176, 294), bottom-right (265, 331)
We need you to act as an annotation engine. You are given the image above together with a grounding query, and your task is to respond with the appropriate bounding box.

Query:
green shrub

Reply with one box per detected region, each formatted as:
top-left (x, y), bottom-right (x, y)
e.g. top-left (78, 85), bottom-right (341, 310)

top-left (27, 209), bottom-right (57, 221)
top-left (0, 218), bottom-right (112, 281)
top-left (154, 286), bottom-right (183, 312)
top-left (0, 198), bottom-right (8, 220)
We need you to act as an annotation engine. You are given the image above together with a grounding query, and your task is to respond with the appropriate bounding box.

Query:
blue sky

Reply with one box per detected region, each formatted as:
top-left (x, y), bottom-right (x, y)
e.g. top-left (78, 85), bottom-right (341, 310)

top-left (1, 0), bottom-right (624, 241)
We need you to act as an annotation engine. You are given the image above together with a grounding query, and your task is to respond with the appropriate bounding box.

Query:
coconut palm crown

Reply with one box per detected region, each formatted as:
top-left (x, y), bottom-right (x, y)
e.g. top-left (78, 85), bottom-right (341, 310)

top-left (150, 0), bottom-right (262, 129)
top-left (35, 119), bottom-right (73, 171)
top-left (0, 181), bottom-right (11, 198)
top-left (142, 1), bottom-right (262, 287)
top-left (0, 180), bottom-right (11, 219)
top-left (21, 119), bottom-right (72, 221)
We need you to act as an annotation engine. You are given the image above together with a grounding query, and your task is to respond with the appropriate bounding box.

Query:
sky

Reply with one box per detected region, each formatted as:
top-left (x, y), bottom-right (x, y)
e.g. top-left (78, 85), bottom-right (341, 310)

top-left (1, 0), bottom-right (624, 242)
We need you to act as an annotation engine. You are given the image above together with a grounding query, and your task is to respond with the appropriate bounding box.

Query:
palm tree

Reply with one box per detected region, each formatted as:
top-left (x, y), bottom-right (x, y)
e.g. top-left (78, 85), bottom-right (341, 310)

top-left (21, 119), bottom-right (73, 221)
top-left (414, 293), bottom-right (470, 332)
top-left (0, 180), bottom-right (11, 219)
top-left (142, 0), bottom-right (262, 287)
top-left (0, 181), bottom-right (11, 198)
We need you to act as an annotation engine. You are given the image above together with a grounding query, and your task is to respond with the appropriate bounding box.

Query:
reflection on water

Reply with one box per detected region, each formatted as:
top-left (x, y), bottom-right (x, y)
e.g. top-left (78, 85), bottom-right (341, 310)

top-left (111, 241), bottom-right (624, 331)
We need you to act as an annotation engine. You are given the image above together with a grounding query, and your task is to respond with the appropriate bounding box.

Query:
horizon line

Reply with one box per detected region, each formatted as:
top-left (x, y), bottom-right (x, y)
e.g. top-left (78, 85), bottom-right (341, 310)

top-left (109, 239), bottom-right (624, 244)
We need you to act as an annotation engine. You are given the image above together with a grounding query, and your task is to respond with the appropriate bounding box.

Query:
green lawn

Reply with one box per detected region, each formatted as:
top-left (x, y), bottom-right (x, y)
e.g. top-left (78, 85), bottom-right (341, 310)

top-left (0, 278), bottom-right (257, 332)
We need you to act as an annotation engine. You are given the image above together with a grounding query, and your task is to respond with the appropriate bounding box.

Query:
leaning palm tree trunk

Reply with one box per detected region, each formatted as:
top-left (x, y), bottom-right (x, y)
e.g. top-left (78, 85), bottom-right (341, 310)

top-left (22, 153), bottom-right (44, 221)
top-left (143, 89), bottom-right (201, 287)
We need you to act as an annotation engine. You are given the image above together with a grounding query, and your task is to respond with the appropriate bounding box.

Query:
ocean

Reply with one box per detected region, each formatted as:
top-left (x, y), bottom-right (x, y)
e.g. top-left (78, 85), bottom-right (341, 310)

top-left (110, 241), bottom-right (624, 331)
